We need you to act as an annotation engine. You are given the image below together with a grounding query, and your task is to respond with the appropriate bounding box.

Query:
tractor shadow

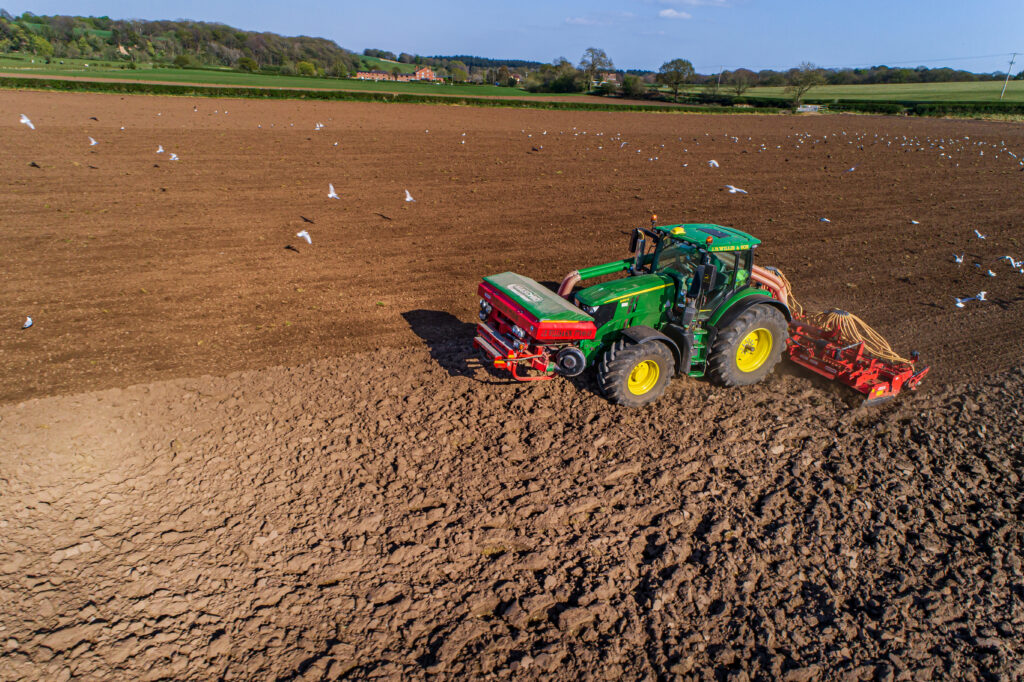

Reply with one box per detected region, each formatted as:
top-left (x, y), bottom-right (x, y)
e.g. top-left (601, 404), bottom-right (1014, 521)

top-left (401, 309), bottom-right (515, 384)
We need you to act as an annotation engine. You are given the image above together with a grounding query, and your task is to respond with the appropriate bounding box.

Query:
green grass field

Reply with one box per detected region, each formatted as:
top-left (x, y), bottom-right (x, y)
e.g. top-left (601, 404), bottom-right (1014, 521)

top-left (357, 55), bottom-right (418, 74)
top-left (742, 81), bottom-right (1024, 103)
top-left (0, 55), bottom-right (554, 97)
top-left (3, 53), bottom-right (1020, 104)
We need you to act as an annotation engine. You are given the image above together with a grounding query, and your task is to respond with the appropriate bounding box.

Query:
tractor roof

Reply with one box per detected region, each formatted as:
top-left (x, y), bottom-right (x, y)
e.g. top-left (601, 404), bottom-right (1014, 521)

top-left (654, 223), bottom-right (760, 252)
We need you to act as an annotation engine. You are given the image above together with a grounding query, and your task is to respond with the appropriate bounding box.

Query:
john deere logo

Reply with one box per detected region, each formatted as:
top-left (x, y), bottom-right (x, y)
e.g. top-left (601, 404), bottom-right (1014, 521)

top-left (507, 284), bottom-right (542, 304)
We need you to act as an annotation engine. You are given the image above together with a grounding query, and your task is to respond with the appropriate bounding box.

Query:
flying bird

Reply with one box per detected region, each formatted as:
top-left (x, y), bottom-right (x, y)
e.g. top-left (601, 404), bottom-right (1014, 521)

top-left (910, 220), bottom-right (920, 225)
top-left (404, 189), bottom-right (415, 202)
top-left (19, 114), bottom-right (34, 130)
top-left (22, 316), bottom-right (33, 329)
top-left (708, 159), bottom-right (719, 168)
top-left (820, 218), bottom-right (831, 223)
top-left (954, 292), bottom-right (986, 308)
top-left (974, 229), bottom-right (987, 239)
top-left (327, 183), bottom-right (339, 200)
top-left (88, 136), bottom-right (97, 146)
top-left (169, 153), bottom-right (179, 161)
top-left (156, 145), bottom-right (164, 153)
top-left (1001, 255), bottom-right (1023, 268)
top-left (986, 270), bottom-right (996, 277)
top-left (953, 254), bottom-right (964, 264)
top-left (724, 185), bottom-right (747, 194)
top-left (296, 230), bottom-right (312, 245)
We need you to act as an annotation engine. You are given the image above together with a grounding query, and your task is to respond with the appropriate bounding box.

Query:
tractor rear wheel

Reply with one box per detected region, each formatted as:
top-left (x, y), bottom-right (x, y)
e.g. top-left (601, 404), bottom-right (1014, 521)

top-left (708, 305), bottom-right (787, 387)
top-left (597, 339), bottom-right (675, 407)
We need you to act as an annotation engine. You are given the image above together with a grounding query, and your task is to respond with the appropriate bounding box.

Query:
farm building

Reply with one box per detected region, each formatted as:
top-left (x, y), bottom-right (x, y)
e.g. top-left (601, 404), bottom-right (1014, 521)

top-left (355, 66), bottom-right (442, 82)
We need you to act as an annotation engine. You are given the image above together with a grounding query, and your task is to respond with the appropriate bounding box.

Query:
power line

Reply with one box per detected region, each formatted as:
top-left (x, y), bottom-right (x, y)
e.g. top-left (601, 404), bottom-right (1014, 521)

top-left (693, 52), bottom-right (1022, 74)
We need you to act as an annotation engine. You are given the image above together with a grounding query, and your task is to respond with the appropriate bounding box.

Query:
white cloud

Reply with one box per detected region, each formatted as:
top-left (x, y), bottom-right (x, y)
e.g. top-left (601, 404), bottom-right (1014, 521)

top-left (659, 8), bottom-right (693, 19)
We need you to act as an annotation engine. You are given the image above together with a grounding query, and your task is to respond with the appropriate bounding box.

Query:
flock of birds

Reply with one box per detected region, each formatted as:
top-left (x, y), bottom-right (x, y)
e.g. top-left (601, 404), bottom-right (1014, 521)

top-left (13, 107), bottom-right (1023, 331)
top-left (950, 229), bottom-right (1022, 309)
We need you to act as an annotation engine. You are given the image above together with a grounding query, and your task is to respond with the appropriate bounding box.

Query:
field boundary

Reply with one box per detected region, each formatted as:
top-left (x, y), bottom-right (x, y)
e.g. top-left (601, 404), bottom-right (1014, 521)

top-left (0, 75), bottom-right (771, 115)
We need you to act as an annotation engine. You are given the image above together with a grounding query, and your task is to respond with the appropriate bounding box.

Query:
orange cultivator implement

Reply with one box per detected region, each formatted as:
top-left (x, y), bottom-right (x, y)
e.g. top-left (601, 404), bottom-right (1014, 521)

top-left (753, 266), bottom-right (930, 406)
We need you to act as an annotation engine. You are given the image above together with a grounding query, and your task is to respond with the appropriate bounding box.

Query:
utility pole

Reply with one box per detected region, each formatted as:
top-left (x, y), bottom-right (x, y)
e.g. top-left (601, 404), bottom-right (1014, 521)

top-left (1000, 53), bottom-right (1017, 100)
top-left (716, 66), bottom-right (723, 93)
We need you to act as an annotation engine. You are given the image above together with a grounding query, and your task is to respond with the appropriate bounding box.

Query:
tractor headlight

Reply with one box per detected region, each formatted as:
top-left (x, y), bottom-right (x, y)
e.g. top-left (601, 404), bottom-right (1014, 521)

top-left (479, 311), bottom-right (489, 321)
top-left (583, 305), bottom-right (598, 315)
top-left (511, 325), bottom-right (526, 340)
top-left (479, 299), bottom-right (492, 314)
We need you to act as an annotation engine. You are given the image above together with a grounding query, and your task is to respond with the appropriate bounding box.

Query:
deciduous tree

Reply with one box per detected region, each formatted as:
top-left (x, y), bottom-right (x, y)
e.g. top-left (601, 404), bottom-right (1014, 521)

top-left (657, 58), bottom-right (694, 102)
top-left (786, 61), bottom-right (825, 104)
top-left (578, 47), bottom-right (613, 89)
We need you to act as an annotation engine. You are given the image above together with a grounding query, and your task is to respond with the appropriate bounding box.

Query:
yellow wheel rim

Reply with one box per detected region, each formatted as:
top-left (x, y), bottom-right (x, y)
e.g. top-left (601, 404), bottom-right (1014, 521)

top-left (736, 328), bottom-right (773, 373)
top-left (627, 360), bottom-right (660, 395)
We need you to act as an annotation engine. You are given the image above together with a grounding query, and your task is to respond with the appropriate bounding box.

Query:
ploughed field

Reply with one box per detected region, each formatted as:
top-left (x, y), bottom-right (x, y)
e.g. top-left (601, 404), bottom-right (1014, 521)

top-left (0, 92), bottom-right (1022, 679)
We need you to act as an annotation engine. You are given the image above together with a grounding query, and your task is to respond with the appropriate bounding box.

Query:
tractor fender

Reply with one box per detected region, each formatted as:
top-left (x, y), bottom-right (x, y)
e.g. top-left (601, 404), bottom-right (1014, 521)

top-left (620, 326), bottom-right (683, 374)
top-left (707, 295), bottom-right (792, 350)
top-left (714, 295), bottom-right (791, 330)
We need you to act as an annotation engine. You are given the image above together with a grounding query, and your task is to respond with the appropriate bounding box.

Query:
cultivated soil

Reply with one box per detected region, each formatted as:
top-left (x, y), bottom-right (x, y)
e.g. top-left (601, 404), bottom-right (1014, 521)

top-left (0, 91), bottom-right (1022, 680)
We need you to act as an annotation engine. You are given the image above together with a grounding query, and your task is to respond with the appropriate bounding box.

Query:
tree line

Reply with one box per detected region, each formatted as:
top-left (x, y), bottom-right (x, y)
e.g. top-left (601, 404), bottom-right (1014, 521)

top-left (1, 11), bottom-right (1018, 93)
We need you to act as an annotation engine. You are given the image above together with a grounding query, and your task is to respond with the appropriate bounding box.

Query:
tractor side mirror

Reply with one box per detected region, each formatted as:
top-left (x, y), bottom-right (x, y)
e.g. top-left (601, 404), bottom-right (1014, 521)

top-left (628, 228), bottom-right (640, 254)
top-left (687, 265), bottom-right (705, 298)
top-left (702, 265), bottom-right (718, 291)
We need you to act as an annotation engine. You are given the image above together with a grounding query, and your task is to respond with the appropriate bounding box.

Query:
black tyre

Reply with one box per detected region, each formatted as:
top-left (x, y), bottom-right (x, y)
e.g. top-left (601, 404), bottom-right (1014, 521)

top-left (707, 304), bottom-right (788, 387)
top-left (597, 339), bottom-right (676, 407)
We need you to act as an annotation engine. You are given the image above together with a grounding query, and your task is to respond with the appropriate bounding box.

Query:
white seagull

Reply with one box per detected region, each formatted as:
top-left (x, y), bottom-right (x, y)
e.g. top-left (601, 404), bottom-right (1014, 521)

top-left (954, 292), bottom-right (986, 308)
top-left (974, 229), bottom-right (987, 239)
top-left (296, 230), bottom-right (312, 245)
top-left (910, 220), bottom-right (920, 225)
top-left (22, 316), bottom-right (33, 329)
top-left (327, 183), bottom-right (339, 200)
top-left (88, 136), bottom-right (97, 146)
top-left (986, 269), bottom-right (996, 277)
top-left (404, 189), bottom-right (415, 202)
top-left (169, 153), bottom-right (179, 161)
top-left (156, 145), bottom-right (164, 154)
top-left (724, 185), bottom-right (747, 194)
top-left (820, 218), bottom-right (831, 223)
top-left (953, 254), bottom-right (964, 264)
top-left (708, 159), bottom-right (719, 168)
top-left (19, 114), bottom-right (34, 130)
top-left (1001, 255), bottom-right (1023, 269)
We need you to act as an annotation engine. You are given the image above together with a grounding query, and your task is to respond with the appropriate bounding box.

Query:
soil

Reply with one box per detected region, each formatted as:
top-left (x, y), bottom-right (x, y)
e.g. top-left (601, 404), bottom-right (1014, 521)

top-left (1, 91), bottom-right (1022, 679)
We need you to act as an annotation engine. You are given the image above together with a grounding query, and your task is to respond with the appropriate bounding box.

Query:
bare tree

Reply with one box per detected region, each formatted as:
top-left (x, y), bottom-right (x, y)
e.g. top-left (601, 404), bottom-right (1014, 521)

top-left (786, 61), bottom-right (825, 104)
top-left (578, 47), bottom-right (613, 89)
top-left (657, 58), bottom-right (694, 102)
top-left (730, 68), bottom-right (756, 96)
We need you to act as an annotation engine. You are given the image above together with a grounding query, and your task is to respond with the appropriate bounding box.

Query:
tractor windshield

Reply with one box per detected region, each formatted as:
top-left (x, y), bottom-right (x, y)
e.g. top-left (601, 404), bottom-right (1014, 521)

top-left (654, 241), bottom-right (701, 279)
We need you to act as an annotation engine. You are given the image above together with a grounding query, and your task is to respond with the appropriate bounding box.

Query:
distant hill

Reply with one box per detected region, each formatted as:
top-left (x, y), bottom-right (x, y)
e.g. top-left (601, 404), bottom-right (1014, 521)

top-left (0, 11), bottom-right (544, 82)
top-left (0, 11), bottom-right (368, 76)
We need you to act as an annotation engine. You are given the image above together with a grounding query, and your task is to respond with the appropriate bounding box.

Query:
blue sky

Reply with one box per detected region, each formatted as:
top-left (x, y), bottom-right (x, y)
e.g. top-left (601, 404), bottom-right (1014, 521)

top-left (11, 0), bottom-right (1023, 73)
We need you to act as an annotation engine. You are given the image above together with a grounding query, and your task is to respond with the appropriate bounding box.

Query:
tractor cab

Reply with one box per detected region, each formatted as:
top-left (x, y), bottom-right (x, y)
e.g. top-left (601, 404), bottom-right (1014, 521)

top-left (630, 222), bottom-right (759, 318)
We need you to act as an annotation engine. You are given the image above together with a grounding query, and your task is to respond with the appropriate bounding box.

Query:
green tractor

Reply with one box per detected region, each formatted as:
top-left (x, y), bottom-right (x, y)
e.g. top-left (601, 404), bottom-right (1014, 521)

top-left (474, 218), bottom-right (792, 406)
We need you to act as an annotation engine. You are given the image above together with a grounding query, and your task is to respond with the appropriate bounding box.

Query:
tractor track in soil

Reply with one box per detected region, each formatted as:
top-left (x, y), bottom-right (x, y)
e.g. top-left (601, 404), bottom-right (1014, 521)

top-left (0, 91), bottom-right (1022, 679)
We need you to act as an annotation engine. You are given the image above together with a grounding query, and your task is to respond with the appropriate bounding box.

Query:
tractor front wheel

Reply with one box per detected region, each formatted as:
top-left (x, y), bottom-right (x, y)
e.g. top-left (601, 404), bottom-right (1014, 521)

top-left (708, 305), bottom-right (788, 387)
top-left (597, 339), bottom-right (675, 407)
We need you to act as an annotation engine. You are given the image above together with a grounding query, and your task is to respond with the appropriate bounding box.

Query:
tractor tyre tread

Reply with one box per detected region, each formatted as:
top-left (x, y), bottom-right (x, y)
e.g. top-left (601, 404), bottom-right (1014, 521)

top-left (707, 304), bottom-right (787, 387)
top-left (597, 338), bottom-right (675, 407)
